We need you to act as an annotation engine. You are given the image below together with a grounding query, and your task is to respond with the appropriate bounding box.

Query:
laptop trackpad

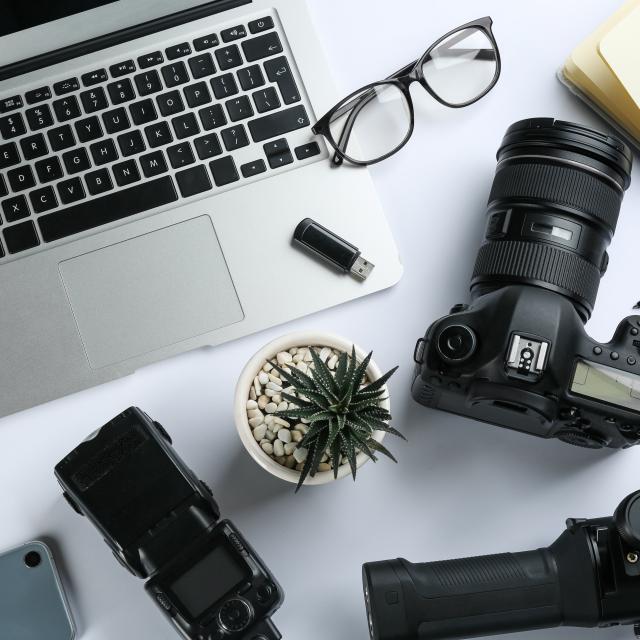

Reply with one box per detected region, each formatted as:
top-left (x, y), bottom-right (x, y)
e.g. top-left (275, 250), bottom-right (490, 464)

top-left (59, 216), bottom-right (244, 369)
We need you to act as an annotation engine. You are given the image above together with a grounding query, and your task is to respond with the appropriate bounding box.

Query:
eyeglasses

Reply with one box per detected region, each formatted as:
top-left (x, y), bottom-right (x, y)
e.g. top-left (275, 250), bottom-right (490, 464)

top-left (311, 17), bottom-right (501, 167)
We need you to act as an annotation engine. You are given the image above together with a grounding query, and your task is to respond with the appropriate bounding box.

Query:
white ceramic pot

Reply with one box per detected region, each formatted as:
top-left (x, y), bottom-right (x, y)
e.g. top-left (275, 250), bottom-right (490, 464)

top-left (234, 331), bottom-right (390, 486)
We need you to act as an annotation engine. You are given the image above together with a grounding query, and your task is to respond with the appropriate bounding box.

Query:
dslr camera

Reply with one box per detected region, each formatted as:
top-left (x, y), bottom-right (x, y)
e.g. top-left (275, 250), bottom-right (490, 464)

top-left (55, 407), bottom-right (283, 640)
top-left (413, 118), bottom-right (640, 449)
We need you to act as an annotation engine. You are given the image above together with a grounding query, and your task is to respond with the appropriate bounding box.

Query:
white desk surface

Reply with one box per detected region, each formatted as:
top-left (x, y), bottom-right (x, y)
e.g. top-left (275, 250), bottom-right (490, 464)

top-left (1, 1), bottom-right (639, 638)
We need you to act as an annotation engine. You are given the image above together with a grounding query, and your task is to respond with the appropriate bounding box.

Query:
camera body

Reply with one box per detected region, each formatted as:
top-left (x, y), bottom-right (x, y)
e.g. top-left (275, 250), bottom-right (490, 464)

top-left (55, 407), bottom-right (283, 640)
top-left (413, 118), bottom-right (639, 449)
top-left (413, 286), bottom-right (640, 449)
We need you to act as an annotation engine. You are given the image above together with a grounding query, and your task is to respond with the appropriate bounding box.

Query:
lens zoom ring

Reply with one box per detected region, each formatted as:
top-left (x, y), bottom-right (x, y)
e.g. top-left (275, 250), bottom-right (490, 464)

top-left (490, 162), bottom-right (622, 231)
top-left (472, 241), bottom-right (601, 308)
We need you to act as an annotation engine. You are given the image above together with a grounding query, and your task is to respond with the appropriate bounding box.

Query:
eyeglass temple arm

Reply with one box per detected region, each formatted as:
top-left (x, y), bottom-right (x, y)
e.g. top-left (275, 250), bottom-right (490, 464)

top-left (330, 48), bottom-right (495, 165)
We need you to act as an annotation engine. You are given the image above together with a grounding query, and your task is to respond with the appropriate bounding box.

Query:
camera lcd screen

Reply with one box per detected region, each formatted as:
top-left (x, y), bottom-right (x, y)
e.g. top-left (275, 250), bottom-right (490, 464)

top-left (171, 545), bottom-right (247, 618)
top-left (571, 360), bottom-right (640, 412)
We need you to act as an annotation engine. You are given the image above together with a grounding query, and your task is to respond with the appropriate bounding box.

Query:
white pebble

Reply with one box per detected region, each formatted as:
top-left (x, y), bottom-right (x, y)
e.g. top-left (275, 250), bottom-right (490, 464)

top-left (277, 351), bottom-right (293, 365)
top-left (319, 347), bottom-right (332, 362)
top-left (248, 416), bottom-right (264, 428)
top-left (277, 401), bottom-right (288, 412)
top-left (265, 430), bottom-right (276, 442)
top-left (293, 447), bottom-right (308, 463)
top-left (272, 394), bottom-right (282, 404)
top-left (275, 455), bottom-right (286, 465)
top-left (249, 387), bottom-right (257, 400)
top-left (285, 455), bottom-right (296, 469)
top-left (265, 403), bottom-right (278, 414)
top-left (247, 409), bottom-right (263, 419)
top-left (253, 424), bottom-right (267, 441)
top-left (296, 424), bottom-right (308, 434)
top-left (328, 354), bottom-right (338, 369)
top-left (265, 388), bottom-right (278, 397)
top-left (253, 377), bottom-right (261, 396)
top-left (264, 415), bottom-right (275, 425)
top-left (266, 381), bottom-right (282, 391)
top-left (321, 453), bottom-right (328, 462)
top-left (273, 417), bottom-right (290, 428)
top-left (278, 429), bottom-right (292, 443)
top-left (318, 463), bottom-right (331, 472)
top-left (295, 463), bottom-right (305, 471)
top-left (296, 362), bottom-right (308, 373)
top-left (293, 352), bottom-right (304, 363)
top-left (258, 371), bottom-right (269, 385)
top-left (246, 399), bottom-right (258, 410)
top-left (258, 395), bottom-right (269, 409)
top-left (273, 440), bottom-right (285, 457)
top-left (268, 374), bottom-right (283, 385)
top-left (284, 442), bottom-right (296, 455)
top-left (291, 430), bottom-right (303, 442)
top-left (304, 349), bottom-right (313, 362)
top-left (289, 347), bottom-right (298, 355)
top-left (261, 442), bottom-right (274, 455)
top-left (262, 362), bottom-right (273, 372)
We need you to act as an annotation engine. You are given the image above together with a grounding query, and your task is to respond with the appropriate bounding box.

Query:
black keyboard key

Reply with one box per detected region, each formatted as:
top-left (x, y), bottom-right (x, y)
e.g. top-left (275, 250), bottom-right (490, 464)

top-left (112, 159), bottom-right (141, 187)
top-left (0, 175), bottom-right (6, 198)
top-left (249, 105), bottom-right (309, 142)
top-left (188, 53), bottom-right (216, 79)
top-left (75, 116), bottom-right (103, 143)
top-left (29, 186), bottom-right (58, 213)
top-left (35, 156), bottom-right (63, 183)
top-left (139, 150), bottom-right (168, 177)
top-left (80, 87), bottom-right (109, 114)
top-left (85, 168), bottom-right (113, 196)
top-left (4, 220), bottom-right (39, 253)
top-left (166, 43), bottom-right (192, 60)
top-left (0, 95), bottom-right (23, 113)
top-left (25, 104), bottom-right (53, 131)
top-left (194, 133), bottom-right (222, 160)
top-left (54, 78), bottom-right (80, 95)
top-left (221, 125), bottom-right (249, 151)
top-left (57, 177), bottom-right (86, 205)
top-left (162, 62), bottom-right (190, 88)
top-left (242, 32), bottom-right (283, 62)
top-left (172, 112), bottom-right (200, 140)
top-left (0, 142), bottom-right (20, 168)
top-left (145, 121), bottom-right (173, 148)
top-left (25, 87), bottom-right (52, 104)
top-left (21, 134), bottom-right (48, 160)
top-left (107, 79), bottom-right (136, 105)
top-left (194, 34), bottom-right (219, 51)
top-left (130, 99), bottom-right (157, 125)
top-left (0, 113), bottom-right (26, 139)
top-left (138, 51), bottom-right (164, 69)
top-left (134, 70), bottom-right (163, 96)
top-left (209, 156), bottom-right (239, 186)
top-left (265, 57), bottom-right (301, 104)
top-left (2, 195), bottom-right (29, 222)
top-left (102, 107), bottom-right (130, 134)
top-left (238, 65), bottom-right (265, 91)
top-left (176, 165), bottom-right (212, 197)
top-left (295, 141), bottom-right (321, 160)
top-left (7, 165), bottom-right (35, 192)
top-left (157, 90), bottom-right (185, 117)
top-left (215, 45), bottom-right (243, 71)
top-left (48, 125), bottom-right (75, 151)
top-left (167, 141), bottom-right (195, 168)
top-left (241, 159), bottom-right (267, 177)
top-left (249, 17), bottom-right (274, 34)
top-left (264, 138), bottom-right (293, 169)
top-left (226, 95), bottom-right (253, 122)
top-left (199, 104), bottom-right (227, 130)
top-left (39, 176), bottom-right (178, 242)
top-left (253, 87), bottom-right (280, 113)
top-left (53, 96), bottom-right (81, 122)
top-left (221, 25), bottom-right (247, 42)
top-left (82, 69), bottom-right (108, 86)
top-left (184, 82), bottom-right (211, 108)
top-left (211, 73), bottom-right (238, 99)
top-left (62, 148), bottom-right (91, 174)
top-left (90, 139), bottom-right (118, 165)
top-left (110, 60), bottom-right (136, 78)
top-left (117, 130), bottom-right (146, 156)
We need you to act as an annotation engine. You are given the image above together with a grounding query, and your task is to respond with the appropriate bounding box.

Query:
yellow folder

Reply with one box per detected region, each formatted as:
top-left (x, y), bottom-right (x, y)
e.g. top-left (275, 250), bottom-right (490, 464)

top-left (561, 0), bottom-right (640, 146)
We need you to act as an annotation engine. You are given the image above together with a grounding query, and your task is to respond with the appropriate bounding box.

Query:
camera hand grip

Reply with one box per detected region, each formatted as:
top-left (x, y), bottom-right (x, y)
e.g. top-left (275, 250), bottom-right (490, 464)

top-left (364, 550), bottom-right (562, 640)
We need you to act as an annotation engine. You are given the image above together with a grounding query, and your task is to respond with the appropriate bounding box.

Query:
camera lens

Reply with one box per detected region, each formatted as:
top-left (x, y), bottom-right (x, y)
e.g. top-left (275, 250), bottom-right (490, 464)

top-left (24, 551), bottom-right (42, 568)
top-left (437, 325), bottom-right (477, 362)
top-left (218, 598), bottom-right (252, 633)
top-left (471, 118), bottom-right (632, 321)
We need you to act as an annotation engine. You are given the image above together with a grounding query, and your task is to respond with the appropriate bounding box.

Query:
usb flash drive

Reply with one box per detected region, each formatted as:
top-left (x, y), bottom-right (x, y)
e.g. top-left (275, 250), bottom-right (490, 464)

top-left (293, 218), bottom-right (374, 281)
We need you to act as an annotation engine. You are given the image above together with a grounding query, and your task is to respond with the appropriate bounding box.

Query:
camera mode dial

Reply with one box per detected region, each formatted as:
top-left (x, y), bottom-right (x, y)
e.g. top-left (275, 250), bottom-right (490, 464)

top-left (614, 491), bottom-right (640, 549)
top-left (218, 598), bottom-right (253, 633)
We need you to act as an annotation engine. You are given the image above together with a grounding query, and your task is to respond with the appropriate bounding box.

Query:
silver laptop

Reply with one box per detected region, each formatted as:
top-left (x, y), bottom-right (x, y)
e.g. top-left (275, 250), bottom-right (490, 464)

top-left (0, 0), bottom-right (402, 419)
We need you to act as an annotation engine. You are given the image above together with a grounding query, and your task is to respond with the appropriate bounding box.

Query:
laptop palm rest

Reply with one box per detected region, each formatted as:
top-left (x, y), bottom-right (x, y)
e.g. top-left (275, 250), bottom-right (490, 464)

top-left (59, 216), bottom-right (244, 370)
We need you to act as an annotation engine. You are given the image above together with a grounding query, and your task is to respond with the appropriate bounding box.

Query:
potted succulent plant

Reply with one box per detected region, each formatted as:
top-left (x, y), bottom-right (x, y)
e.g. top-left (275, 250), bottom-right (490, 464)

top-left (234, 332), bottom-right (404, 491)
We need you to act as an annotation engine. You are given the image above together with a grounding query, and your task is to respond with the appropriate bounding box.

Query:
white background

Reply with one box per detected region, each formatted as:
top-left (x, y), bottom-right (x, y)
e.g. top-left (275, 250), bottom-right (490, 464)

top-left (1, 0), bottom-right (639, 639)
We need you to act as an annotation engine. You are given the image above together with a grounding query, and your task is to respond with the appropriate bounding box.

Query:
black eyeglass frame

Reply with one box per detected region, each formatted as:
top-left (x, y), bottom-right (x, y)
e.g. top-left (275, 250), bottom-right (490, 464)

top-left (311, 16), bottom-right (501, 167)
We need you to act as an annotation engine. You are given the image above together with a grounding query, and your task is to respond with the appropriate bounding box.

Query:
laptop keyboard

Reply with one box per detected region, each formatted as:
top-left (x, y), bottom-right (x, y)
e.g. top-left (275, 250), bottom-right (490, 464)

top-left (0, 13), bottom-right (323, 258)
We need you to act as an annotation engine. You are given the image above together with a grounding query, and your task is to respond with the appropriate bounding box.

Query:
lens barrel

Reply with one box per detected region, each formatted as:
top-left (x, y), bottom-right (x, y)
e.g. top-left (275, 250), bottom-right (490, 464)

top-left (471, 118), bottom-right (632, 321)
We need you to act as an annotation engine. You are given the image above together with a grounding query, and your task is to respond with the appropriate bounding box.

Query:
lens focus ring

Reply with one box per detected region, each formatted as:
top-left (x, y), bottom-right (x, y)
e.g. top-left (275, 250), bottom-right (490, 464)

top-left (472, 240), bottom-right (602, 312)
top-left (490, 161), bottom-right (622, 233)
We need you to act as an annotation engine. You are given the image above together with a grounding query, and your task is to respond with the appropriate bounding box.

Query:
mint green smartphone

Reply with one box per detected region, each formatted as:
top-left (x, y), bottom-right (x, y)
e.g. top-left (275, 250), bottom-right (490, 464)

top-left (0, 541), bottom-right (75, 639)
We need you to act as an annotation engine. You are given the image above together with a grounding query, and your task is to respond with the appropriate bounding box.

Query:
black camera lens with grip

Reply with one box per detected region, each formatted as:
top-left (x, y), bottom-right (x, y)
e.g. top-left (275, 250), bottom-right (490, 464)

top-left (472, 118), bottom-right (633, 320)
